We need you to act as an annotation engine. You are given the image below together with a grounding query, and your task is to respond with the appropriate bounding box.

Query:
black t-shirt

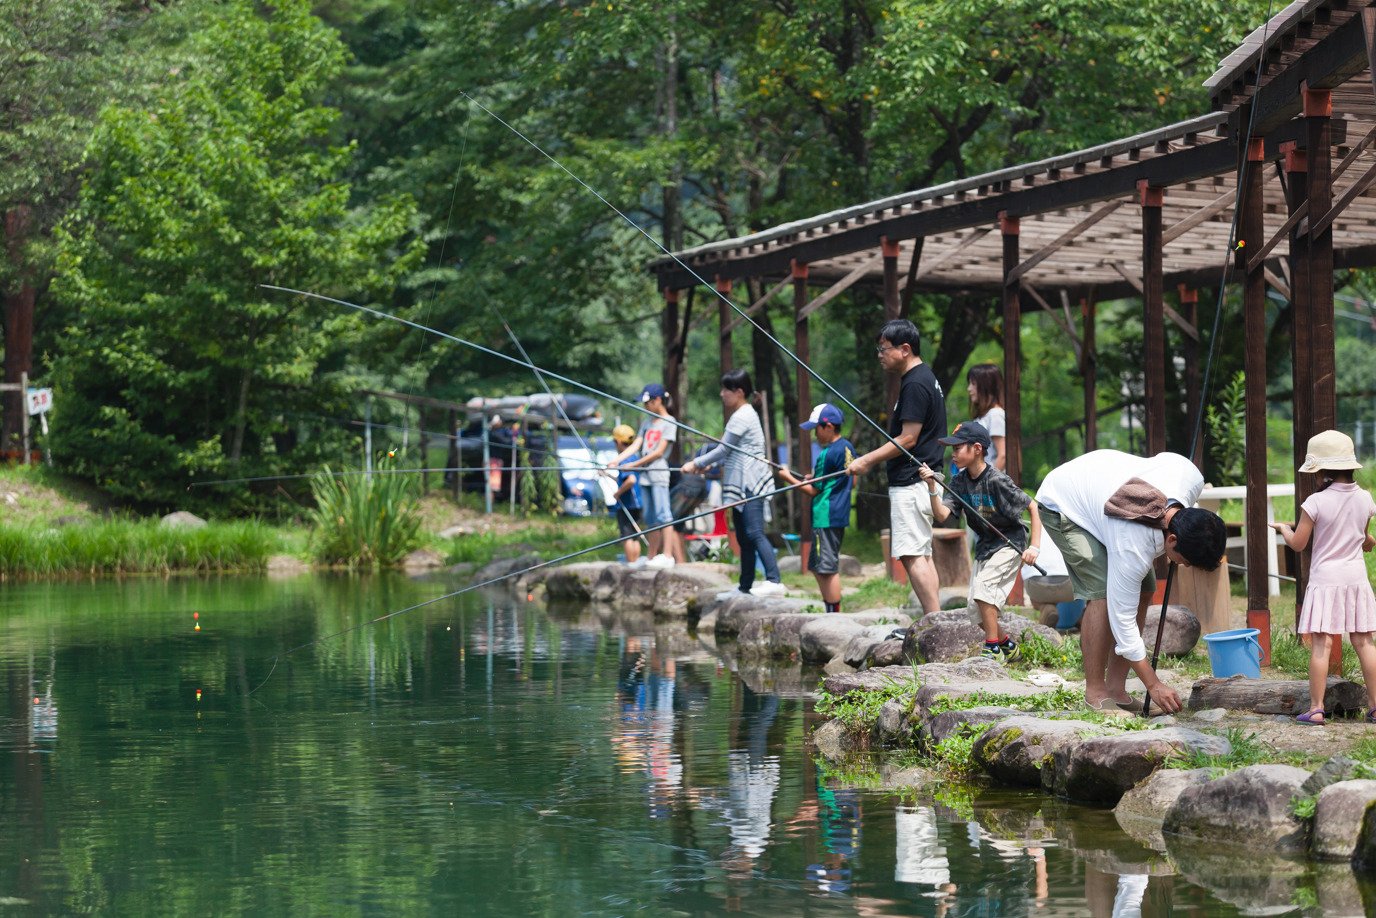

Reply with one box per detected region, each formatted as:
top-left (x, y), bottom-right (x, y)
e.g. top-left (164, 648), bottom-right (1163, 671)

top-left (886, 362), bottom-right (947, 486)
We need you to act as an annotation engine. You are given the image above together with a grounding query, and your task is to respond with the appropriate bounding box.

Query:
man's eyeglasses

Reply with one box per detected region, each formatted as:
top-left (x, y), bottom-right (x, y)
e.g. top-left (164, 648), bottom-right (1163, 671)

top-left (875, 343), bottom-right (900, 355)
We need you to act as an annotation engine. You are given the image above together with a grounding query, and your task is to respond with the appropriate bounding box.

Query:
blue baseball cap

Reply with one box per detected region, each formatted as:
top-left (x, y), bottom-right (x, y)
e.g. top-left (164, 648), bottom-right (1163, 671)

top-left (800, 403), bottom-right (844, 430)
top-left (640, 383), bottom-right (668, 403)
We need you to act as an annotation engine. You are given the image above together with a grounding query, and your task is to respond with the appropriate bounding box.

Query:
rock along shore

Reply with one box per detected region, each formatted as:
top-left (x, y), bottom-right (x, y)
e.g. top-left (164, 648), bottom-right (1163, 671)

top-left (486, 557), bottom-right (1376, 877)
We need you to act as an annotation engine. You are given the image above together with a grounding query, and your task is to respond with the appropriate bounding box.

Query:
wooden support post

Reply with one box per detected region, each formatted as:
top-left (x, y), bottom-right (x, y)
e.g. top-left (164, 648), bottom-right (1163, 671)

top-left (1305, 86), bottom-right (1340, 674)
top-left (1082, 297), bottom-right (1097, 451)
top-left (1140, 182), bottom-right (1166, 455)
top-left (1306, 87), bottom-right (1337, 435)
top-left (449, 408), bottom-right (461, 500)
top-left (882, 237), bottom-right (903, 417)
top-left (794, 260), bottom-right (813, 568)
top-left (1000, 213), bottom-right (1022, 484)
top-left (663, 288), bottom-right (683, 464)
top-left (1284, 142), bottom-right (1313, 624)
top-left (1241, 136), bottom-right (1271, 666)
top-left (1179, 286), bottom-right (1202, 469)
top-left (716, 277), bottom-right (733, 372)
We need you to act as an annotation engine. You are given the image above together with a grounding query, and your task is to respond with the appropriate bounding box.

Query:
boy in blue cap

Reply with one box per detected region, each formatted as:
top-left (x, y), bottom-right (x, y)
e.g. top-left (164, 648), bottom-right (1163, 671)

top-left (920, 420), bottom-right (1043, 662)
top-left (779, 404), bottom-right (854, 613)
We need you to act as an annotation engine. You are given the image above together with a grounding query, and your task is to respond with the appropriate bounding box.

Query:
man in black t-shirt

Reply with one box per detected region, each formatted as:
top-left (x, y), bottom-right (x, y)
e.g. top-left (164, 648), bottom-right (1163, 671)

top-left (848, 318), bottom-right (947, 614)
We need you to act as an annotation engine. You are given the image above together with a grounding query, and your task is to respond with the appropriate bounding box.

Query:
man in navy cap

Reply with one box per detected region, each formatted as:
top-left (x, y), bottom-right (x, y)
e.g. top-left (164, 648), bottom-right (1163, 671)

top-left (611, 383), bottom-right (682, 566)
top-left (779, 404), bottom-right (854, 613)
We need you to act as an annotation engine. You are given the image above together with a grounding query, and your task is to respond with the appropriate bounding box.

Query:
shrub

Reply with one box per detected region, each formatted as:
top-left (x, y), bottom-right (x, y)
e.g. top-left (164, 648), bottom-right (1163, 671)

top-left (308, 458), bottom-right (421, 567)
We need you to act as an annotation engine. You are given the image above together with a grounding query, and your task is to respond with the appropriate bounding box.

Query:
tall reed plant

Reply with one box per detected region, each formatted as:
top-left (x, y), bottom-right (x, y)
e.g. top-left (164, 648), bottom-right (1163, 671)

top-left (308, 460), bottom-right (422, 567)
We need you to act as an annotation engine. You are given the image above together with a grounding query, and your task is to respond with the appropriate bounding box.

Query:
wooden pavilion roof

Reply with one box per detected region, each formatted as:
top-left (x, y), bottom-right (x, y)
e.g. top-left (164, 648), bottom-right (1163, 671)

top-left (648, 0), bottom-right (1376, 304)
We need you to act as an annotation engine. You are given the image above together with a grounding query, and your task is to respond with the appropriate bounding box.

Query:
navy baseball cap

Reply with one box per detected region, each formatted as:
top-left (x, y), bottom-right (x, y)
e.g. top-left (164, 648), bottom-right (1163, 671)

top-left (800, 403), bottom-right (844, 430)
top-left (640, 383), bottom-right (668, 403)
top-left (938, 420), bottom-right (992, 451)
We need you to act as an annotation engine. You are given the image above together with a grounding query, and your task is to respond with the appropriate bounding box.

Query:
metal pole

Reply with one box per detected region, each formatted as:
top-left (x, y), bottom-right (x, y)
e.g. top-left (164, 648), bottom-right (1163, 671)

top-left (21, 371), bottom-right (29, 466)
top-left (364, 396), bottom-right (374, 478)
top-left (483, 420), bottom-right (493, 515)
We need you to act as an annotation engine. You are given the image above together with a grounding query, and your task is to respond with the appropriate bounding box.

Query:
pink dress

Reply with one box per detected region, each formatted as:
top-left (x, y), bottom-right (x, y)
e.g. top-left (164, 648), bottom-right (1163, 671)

top-left (1299, 482), bottom-right (1376, 634)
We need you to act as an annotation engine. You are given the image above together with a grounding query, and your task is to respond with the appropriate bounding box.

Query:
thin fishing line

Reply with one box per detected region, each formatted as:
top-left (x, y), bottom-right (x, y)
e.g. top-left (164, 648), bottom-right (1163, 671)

top-left (455, 94), bottom-right (1042, 571)
top-left (495, 306), bottom-right (650, 549)
top-left (1189, 0), bottom-right (1275, 461)
top-left (247, 468), bottom-right (849, 694)
top-left (262, 284), bottom-right (800, 478)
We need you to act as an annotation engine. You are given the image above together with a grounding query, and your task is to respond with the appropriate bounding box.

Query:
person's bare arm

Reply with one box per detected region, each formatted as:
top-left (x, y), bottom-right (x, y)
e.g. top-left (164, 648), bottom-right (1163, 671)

top-left (1270, 510), bottom-right (1315, 552)
top-left (1022, 500), bottom-right (1043, 565)
top-left (849, 419), bottom-right (922, 477)
top-left (990, 435), bottom-right (1006, 471)
top-left (918, 464), bottom-right (952, 523)
top-left (610, 437), bottom-right (645, 469)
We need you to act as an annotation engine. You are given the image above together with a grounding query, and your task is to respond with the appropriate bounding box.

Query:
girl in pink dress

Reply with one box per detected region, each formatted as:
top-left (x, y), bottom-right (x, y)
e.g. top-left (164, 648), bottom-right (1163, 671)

top-left (1271, 430), bottom-right (1376, 725)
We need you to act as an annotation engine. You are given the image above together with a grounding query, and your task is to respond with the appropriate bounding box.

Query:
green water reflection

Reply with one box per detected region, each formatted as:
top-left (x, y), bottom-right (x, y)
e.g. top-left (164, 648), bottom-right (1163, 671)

top-left (0, 575), bottom-right (1369, 915)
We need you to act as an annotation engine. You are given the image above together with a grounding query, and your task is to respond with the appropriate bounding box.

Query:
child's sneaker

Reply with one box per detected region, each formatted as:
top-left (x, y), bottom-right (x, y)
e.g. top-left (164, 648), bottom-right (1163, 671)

top-left (981, 637), bottom-right (1020, 664)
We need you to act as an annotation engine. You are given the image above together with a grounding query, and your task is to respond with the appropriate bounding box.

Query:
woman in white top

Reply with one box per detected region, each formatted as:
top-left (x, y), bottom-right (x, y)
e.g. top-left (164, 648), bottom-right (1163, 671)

top-left (967, 364), bottom-right (1007, 471)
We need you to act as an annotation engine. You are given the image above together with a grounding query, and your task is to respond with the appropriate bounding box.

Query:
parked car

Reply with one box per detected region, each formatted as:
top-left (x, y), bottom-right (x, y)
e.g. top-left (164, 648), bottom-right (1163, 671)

top-left (556, 435), bottom-right (621, 517)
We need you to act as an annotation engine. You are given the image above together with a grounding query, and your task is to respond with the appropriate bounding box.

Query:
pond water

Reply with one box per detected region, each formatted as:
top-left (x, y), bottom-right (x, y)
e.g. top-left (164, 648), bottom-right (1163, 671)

top-left (0, 574), bottom-right (1371, 915)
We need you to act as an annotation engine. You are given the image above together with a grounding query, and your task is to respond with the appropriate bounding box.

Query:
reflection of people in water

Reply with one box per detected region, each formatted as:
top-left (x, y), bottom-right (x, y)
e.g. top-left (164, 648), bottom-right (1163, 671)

top-left (609, 636), bottom-right (683, 818)
top-left (1085, 865), bottom-right (1149, 918)
top-left (805, 776), bottom-right (861, 893)
top-left (894, 805), bottom-right (951, 886)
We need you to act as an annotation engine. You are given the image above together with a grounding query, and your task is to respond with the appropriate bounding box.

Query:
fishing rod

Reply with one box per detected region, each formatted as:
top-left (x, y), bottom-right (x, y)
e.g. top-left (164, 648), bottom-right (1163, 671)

top-left (248, 468), bottom-right (849, 694)
top-left (456, 93), bottom-right (1045, 575)
top-left (1142, 0), bottom-right (1277, 716)
top-left (495, 306), bottom-right (651, 551)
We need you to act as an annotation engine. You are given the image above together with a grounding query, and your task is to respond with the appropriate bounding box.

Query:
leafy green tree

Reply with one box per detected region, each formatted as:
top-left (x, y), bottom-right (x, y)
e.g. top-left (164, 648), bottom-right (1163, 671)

top-left (0, 0), bottom-right (156, 450)
top-left (51, 0), bottom-right (421, 510)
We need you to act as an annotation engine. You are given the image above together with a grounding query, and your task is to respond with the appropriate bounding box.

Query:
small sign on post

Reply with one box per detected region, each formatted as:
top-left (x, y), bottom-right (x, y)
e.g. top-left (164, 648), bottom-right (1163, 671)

top-left (26, 387), bottom-right (52, 416)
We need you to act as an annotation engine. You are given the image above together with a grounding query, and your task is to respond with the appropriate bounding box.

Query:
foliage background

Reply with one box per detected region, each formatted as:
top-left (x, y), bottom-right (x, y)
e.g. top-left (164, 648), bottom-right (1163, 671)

top-left (7, 0), bottom-right (1370, 514)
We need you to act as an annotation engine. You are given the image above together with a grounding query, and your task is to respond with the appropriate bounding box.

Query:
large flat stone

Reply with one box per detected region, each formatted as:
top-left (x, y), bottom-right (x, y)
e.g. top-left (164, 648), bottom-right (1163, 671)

top-left (1054, 728), bottom-right (1231, 805)
top-left (543, 562), bottom-right (614, 601)
top-left (1114, 768), bottom-right (1215, 851)
top-left (650, 567), bottom-right (732, 618)
top-left (737, 612), bottom-right (822, 660)
top-left (1315, 780), bottom-right (1376, 861)
top-left (714, 595), bottom-right (816, 637)
top-left (800, 610), bottom-right (912, 664)
top-left (917, 706), bottom-right (1020, 750)
top-left (972, 715), bottom-right (1102, 788)
top-left (1162, 764), bottom-right (1311, 854)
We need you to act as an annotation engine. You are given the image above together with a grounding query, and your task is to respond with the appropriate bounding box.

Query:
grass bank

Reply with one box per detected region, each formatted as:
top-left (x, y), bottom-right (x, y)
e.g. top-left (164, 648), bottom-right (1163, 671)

top-left (0, 519), bottom-right (288, 577)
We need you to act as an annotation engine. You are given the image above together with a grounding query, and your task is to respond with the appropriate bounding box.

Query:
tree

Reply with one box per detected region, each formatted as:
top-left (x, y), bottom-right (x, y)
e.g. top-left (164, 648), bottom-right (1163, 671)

top-left (51, 0), bottom-right (421, 510)
top-left (0, 0), bottom-right (155, 452)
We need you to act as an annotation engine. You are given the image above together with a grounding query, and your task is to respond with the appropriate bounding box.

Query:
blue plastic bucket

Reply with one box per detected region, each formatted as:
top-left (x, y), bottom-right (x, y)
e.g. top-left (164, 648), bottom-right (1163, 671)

top-left (1203, 628), bottom-right (1262, 679)
top-left (1055, 599), bottom-right (1086, 630)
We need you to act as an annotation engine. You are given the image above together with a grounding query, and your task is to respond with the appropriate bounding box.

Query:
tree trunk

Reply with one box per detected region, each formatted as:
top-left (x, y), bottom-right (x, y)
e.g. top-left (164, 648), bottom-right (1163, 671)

top-left (2, 206), bottom-right (35, 454)
top-left (230, 369), bottom-right (251, 463)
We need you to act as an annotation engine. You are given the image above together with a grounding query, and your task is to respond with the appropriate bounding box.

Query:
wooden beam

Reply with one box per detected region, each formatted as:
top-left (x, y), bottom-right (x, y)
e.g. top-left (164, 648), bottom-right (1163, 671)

top-left (1310, 157), bottom-right (1376, 238)
top-left (1001, 214), bottom-right (1022, 484)
top-left (1020, 281), bottom-right (1082, 358)
top-left (1241, 135), bottom-right (1271, 658)
top-left (1264, 266), bottom-right (1291, 301)
top-left (1163, 188), bottom-right (1235, 245)
top-left (1247, 200), bottom-right (1307, 273)
top-left (1142, 183), bottom-right (1166, 455)
top-left (1007, 199), bottom-right (1124, 282)
top-left (902, 228), bottom-right (989, 286)
top-left (1108, 262), bottom-right (1198, 340)
top-left (720, 275), bottom-right (791, 334)
top-left (796, 253), bottom-right (885, 320)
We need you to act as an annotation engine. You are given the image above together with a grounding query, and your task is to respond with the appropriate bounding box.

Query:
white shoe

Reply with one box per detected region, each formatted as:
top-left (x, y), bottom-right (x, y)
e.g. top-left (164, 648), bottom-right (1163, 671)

top-left (626, 557), bottom-right (647, 570)
top-left (751, 580), bottom-right (788, 597)
top-left (645, 554), bottom-right (675, 570)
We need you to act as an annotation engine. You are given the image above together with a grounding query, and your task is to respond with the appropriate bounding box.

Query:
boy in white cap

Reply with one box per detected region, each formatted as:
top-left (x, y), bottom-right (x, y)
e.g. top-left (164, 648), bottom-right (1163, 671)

top-left (779, 404), bottom-right (854, 613)
top-left (920, 420), bottom-right (1043, 662)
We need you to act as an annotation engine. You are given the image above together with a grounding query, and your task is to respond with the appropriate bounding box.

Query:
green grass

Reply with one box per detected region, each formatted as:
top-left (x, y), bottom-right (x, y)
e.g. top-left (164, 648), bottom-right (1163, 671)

top-left (815, 668), bottom-right (921, 730)
top-left (308, 460), bottom-right (423, 568)
top-left (1166, 726), bottom-right (1324, 774)
top-left (846, 576), bottom-right (914, 610)
top-left (0, 519), bottom-right (284, 577)
top-left (444, 525), bottom-right (622, 567)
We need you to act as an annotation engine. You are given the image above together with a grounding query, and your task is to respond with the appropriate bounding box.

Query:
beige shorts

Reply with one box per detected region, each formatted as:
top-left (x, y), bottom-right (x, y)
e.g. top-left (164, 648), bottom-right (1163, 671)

top-left (969, 545), bottom-right (1022, 609)
top-left (889, 484), bottom-right (935, 558)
